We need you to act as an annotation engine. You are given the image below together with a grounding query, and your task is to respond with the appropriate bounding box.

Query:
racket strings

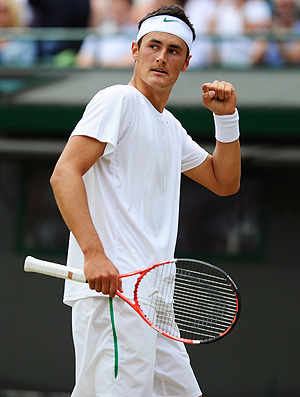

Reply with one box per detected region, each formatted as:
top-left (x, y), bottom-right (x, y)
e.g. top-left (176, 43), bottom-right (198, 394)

top-left (174, 277), bottom-right (237, 306)
top-left (173, 288), bottom-right (237, 316)
top-left (173, 297), bottom-right (236, 322)
top-left (137, 260), bottom-right (238, 343)
top-left (173, 262), bottom-right (238, 340)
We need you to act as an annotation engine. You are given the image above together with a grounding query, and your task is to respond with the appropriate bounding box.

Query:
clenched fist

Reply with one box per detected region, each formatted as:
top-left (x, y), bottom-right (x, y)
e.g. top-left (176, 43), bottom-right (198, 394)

top-left (202, 80), bottom-right (237, 116)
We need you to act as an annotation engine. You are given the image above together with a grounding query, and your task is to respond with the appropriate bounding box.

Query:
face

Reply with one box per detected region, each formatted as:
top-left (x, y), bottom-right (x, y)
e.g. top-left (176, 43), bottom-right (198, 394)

top-left (276, 0), bottom-right (297, 15)
top-left (0, 2), bottom-right (10, 27)
top-left (131, 31), bottom-right (191, 92)
top-left (111, 0), bottom-right (132, 27)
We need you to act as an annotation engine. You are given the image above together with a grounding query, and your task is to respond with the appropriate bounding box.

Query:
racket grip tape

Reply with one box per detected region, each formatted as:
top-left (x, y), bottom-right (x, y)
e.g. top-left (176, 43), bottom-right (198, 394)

top-left (24, 256), bottom-right (86, 283)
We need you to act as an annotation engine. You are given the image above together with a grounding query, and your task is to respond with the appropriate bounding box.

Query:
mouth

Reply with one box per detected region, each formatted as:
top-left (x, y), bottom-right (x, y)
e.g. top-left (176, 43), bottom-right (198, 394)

top-left (152, 68), bottom-right (168, 75)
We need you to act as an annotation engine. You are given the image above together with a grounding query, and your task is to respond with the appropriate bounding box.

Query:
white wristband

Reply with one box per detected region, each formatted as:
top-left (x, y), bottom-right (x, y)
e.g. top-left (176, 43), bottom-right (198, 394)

top-left (213, 108), bottom-right (240, 143)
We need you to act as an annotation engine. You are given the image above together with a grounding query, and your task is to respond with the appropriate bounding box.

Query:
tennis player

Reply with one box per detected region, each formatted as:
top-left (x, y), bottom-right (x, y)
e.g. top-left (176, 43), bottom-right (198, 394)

top-left (50, 4), bottom-right (241, 396)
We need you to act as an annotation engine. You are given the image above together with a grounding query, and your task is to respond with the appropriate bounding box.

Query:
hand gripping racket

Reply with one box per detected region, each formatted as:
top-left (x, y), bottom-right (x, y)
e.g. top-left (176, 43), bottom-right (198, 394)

top-left (24, 256), bottom-right (240, 344)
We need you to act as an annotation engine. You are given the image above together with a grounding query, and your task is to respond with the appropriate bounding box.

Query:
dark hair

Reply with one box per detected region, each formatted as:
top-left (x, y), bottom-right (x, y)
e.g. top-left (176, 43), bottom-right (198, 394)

top-left (137, 4), bottom-right (196, 58)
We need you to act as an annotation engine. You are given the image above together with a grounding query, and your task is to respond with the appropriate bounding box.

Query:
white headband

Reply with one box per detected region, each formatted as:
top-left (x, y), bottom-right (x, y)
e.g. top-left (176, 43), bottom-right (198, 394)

top-left (136, 15), bottom-right (193, 52)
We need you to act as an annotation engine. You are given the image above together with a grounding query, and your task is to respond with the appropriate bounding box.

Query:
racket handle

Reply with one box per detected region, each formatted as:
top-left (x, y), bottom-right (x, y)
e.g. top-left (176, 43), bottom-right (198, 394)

top-left (24, 256), bottom-right (86, 283)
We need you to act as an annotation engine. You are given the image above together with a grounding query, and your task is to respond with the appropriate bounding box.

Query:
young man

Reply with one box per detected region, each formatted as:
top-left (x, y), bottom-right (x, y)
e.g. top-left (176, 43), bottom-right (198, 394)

top-left (50, 4), bottom-right (241, 397)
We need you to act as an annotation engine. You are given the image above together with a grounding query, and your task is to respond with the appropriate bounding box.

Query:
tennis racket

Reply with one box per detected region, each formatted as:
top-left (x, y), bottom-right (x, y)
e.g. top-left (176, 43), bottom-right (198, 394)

top-left (24, 256), bottom-right (240, 344)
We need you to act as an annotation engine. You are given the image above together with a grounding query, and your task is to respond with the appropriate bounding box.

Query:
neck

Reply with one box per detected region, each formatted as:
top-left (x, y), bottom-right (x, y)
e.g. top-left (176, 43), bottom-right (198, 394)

top-left (128, 76), bottom-right (171, 113)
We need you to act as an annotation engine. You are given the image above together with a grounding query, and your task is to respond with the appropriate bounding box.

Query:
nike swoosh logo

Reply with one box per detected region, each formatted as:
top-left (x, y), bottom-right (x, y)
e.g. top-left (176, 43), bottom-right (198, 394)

top-left (163, 17), bottom-right (178, 23)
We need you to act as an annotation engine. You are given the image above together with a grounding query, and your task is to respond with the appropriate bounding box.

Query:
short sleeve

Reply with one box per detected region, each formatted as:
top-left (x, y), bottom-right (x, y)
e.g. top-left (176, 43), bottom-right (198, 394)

top-left (181, 130), bottom-right (208, 172)
top-left (71, 85), bottom-right (134, 156)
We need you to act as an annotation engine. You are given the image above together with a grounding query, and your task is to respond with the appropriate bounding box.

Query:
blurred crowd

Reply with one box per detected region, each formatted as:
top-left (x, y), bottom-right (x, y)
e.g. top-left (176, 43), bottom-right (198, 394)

top-left (0, 0), bottom-right (300, 68)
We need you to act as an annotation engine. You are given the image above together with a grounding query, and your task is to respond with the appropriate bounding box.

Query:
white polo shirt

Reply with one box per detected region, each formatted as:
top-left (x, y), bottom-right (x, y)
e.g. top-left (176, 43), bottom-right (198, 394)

top-left (63, 84), bottom-right (208, 305)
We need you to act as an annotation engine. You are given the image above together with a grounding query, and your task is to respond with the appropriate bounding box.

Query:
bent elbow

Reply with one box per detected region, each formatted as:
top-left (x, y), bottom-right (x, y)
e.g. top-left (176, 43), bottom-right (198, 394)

top-left (50, 166), bottom-right (64, 193)
top-left (217, 180), bottom-right (240, 197)
top-left (227, 184), bottom-right (240, 197)
top-left (49, 172), bottom-right (55, 189)
top-left (50, 170), bottom-right (58, 190)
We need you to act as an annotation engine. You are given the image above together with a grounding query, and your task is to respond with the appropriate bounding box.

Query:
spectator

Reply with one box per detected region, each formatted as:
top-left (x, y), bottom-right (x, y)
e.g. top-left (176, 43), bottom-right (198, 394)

top-left (209, 0), bottom-right (250, 67)
top-left (210, 0), bottom-right (272, 67)
top-left (184, 0), bottom-right (217, 67)
top-left (243, 0), bottom-right (272, 33)
top-left (252, 0), bottom-right (300, 66)
top-left (185, 0), bottom-right (216, 35)
top-left (29, 0), bottom-right (90, 64)
top-left (77, 0), bottom-right (136, 69)
top-left (14, 0), bottom-right (33, 26)
top-left (88, 0), bottom-right (109, 28)
top-left (130, 0), bottom-right (187, 24)
top-left (0, 0), bottom-right (37, 66)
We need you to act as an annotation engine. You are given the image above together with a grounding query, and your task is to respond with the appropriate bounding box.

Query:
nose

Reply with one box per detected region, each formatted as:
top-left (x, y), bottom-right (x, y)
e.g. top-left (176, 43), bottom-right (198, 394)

top-left (156, 48), bottom-right (167, 64)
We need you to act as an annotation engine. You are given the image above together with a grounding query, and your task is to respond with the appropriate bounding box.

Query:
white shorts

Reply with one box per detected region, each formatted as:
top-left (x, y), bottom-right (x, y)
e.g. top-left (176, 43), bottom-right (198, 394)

top-left (71, 296), bottom-right (202, 397)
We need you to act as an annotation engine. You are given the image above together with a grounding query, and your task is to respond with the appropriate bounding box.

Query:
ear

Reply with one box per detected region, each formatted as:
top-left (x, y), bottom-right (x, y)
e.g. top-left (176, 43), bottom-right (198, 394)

top-left (181, 55), bottom-right (192, 72)
top-left (131, 41), bottom-right (139, 61)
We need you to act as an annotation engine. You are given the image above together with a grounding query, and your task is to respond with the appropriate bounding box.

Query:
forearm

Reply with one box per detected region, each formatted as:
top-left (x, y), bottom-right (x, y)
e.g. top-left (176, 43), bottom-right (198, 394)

top-left (211, 139), bottom-right (241, 196)
top-left (211, 109), bottom-right (241, 195)
top-left (278, 42), bottom-right (300, 64)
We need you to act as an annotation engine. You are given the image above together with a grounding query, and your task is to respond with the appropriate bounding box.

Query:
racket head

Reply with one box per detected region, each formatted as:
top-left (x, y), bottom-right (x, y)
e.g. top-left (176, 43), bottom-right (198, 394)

top-left (133, 258), bottom-right (240, 344)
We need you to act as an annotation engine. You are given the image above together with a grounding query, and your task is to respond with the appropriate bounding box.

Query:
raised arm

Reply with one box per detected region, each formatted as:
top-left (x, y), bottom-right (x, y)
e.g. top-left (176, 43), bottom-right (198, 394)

top-left (184, 80), bottom-right (241, 196)
top-left (50, 135), bottom-right (123, 297)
